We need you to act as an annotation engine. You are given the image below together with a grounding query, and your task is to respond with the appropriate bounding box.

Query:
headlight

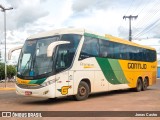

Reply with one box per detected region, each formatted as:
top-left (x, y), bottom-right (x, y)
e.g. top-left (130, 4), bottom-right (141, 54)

top-left (41, 80), bottom-right (55, 87)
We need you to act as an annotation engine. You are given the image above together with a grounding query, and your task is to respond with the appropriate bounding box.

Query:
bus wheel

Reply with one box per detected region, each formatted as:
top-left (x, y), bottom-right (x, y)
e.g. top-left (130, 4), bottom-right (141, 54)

top-left (142, 78), bottom-right (148, 91)
top-left (74, 81), bottom-right (89, 101)
top-left (135, 78), bottom-right (142, 92)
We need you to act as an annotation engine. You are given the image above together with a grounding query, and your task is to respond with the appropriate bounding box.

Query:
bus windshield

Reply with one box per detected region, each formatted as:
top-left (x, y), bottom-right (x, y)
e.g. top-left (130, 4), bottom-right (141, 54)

top-left (17, 34), bottom-right (81, 77)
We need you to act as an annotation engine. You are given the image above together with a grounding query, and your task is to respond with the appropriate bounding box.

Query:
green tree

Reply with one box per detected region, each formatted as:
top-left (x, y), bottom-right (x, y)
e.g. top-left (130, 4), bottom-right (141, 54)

top-left (0, 63), bottom-right (16, 80)
top-left (7, 65), bottom-right (16, 79)
top-left (0, 63), bottom-right (5, 80)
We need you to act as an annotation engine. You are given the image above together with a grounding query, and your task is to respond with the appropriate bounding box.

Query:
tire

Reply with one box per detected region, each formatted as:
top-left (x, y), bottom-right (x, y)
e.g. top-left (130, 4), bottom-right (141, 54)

top-left (142, 78), bottom-right (148, 91)
top-left (135, 78), bottom-right (142, 92)
top-left (74, 81), bottom-right (90, 101)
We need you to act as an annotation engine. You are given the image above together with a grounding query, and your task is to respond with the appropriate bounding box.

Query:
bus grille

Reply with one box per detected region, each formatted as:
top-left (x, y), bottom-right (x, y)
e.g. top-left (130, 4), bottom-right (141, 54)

top-left (16, 84), bottom-right (43, 89)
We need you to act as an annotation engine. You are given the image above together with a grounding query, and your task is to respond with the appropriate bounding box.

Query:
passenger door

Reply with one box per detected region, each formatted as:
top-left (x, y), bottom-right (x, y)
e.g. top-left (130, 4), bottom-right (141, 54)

top-left (55, 48), bottom-right (71, 97)
top-left (54, 34), bottom-right (81, 97)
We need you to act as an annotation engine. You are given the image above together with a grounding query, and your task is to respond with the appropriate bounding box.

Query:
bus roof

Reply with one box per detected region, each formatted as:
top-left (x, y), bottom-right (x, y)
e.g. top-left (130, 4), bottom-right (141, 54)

top-left (105, 34), bottom-right (156, 51)
top-left (27, 28), bottom-right (155, 51)
top-left (28, 28), bottom-right (85, 39)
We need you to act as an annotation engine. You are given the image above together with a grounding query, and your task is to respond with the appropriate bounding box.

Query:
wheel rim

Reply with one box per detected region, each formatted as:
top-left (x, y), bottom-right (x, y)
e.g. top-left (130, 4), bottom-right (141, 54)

top-left (79, 86), bottom-right (86, 96)
top-left (143, 80), bottom-right (147, 89)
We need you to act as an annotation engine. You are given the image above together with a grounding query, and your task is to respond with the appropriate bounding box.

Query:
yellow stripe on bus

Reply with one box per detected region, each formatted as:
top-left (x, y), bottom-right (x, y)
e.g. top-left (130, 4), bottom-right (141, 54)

top-left (17, 78), bottom-right (30, 84)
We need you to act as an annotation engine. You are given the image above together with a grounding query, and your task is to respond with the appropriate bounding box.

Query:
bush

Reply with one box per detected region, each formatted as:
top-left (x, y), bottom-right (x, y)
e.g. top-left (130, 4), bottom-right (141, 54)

top-left (0, 63), bottom-right (5, 80)
top-left (0, 62), bottom-right (16, 80)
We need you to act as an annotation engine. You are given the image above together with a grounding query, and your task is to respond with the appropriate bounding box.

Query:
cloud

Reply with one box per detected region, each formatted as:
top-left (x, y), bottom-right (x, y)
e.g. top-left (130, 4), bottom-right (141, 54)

top-left (71, 0), bottom-right (120, 13)
top-left (118, 26), bottom-right (128, 39)
top-left (71, 0), bottom-right (146, 14)
top-left (14, 7), bottom-right (49, 29)
top-left (70, 0), bottom-right (146, 38)
top-left (72, 0), bottom-right (98, 13)
top-left (152, 25), bottom-right (160, 38)
top-left (5, 0), bottom-right (22, 8)
top-left (0, 0), bottom-right (50, 54)
top-left (0, 0), bottom-right (49, 31)
top-left (1, 0), bottom-right (160, 63)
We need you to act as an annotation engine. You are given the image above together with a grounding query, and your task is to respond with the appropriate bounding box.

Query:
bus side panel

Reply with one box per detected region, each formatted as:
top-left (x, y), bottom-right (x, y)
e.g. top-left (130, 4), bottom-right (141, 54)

top-left (94, 71), bottom-right (109, 92)
top-left (73, 58), bottom-right (109, 94)
top-left (119, 60), bottom-right (157, 87)
top-left (96, 58), bottom-right (130, 90)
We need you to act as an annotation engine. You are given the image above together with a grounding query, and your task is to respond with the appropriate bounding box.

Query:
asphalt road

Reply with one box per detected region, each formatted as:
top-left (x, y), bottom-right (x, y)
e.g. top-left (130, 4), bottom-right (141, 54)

top-left (0, 79), bottom-right (160, 119)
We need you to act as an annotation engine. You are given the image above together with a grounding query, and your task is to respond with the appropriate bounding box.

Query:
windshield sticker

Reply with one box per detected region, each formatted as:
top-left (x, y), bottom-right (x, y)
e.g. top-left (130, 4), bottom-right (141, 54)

top-left (27, 40), bottom-right (36, 46)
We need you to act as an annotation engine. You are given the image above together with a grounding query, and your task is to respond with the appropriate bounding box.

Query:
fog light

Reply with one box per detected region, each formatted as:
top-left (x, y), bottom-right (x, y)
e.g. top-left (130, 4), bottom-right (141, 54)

top-left (43, 90), bottom-right (49, 95)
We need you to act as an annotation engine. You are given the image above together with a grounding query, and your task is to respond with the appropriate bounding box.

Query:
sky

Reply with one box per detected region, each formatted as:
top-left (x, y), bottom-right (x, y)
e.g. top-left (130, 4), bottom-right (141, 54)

top-left (0, 0), bottom-right (160, 63)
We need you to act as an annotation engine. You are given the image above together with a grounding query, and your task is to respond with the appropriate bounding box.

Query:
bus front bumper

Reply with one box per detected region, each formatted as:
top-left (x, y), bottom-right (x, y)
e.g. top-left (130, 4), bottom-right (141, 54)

top-left (15, 84), bottom-right (55, 98)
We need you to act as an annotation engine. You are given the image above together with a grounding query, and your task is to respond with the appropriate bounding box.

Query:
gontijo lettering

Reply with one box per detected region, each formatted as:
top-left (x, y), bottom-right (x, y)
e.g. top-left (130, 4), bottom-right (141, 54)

top-left (128, 63), bottom-right (147, 69)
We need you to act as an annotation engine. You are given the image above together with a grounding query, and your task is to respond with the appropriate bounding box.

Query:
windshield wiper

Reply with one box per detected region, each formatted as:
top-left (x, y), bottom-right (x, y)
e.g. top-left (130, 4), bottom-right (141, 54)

top-left (21, 57), bottom-right (32, 75)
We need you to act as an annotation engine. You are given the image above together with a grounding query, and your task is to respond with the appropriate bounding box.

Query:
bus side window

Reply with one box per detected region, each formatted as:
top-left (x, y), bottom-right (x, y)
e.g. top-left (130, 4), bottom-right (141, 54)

top-left (79, 37), bottom-right (99, 60)
top-left (113, 42), bottom-right (120, 59)
top-left (142, 49), bottom-right (147, 61)
top-left (138, 48), bottom-right (143, 61)
top-left (152, 50), bottom-right (156, 62)
top-left (128, 46), bottom-right (135, 60)
top-left (119, 44), bottom-right (127, 59)
top-left (99, 39), bottom-right (114, 58)
top-left (99, 40), bottom-right (108, 58)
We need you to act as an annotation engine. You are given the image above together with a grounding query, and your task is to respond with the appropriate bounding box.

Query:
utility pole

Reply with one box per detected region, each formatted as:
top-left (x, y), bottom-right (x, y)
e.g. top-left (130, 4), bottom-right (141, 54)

top-left (0, 5), bottom-right (13, 87)
top-left (123, 15), bottom-right (138, 41)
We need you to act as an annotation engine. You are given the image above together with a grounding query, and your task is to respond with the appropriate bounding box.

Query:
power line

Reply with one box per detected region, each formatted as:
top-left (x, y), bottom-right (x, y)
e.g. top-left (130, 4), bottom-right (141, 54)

top-left (132, 0), bottom-right (160, 38)
top-left (131, 0), bottom-right (147, 15)
top-left (134, 0), bottom-right (160, 28)
top-left (124, 0), bottom-right (136, 15)
top-left (136, 0), bottom-right (151, 15)
top-left (119, 0), bottom-right (136, 27)
top-left (133, 11), bottom-right (160, 38)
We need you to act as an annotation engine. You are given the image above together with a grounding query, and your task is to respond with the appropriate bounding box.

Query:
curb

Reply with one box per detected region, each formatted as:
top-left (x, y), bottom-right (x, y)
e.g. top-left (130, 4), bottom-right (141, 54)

top-left (0, 88), bottom-right (16, 91)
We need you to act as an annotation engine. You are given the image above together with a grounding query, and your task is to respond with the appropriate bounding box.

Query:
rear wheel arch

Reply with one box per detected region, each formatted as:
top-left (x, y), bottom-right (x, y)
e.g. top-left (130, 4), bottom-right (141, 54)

top-left (81, 78), bottom-right (91, 93)
top-left (138, 77), bottom-right (143, 82)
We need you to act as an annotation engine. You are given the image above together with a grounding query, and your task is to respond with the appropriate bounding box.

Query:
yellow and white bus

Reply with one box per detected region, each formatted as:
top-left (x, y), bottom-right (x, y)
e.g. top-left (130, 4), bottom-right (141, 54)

top-left (9, 28), bottom-right (157, 100)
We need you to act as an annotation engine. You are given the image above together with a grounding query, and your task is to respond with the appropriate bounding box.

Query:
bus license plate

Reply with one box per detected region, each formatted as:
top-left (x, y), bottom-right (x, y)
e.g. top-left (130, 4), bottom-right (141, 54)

top-left (25, 91), bottom-right (32, 95)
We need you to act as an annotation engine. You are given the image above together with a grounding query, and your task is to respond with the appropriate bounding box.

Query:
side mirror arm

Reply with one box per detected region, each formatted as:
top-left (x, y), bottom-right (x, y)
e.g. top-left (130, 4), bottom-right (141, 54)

top-left (47, 41), bottom-right (70, 57)
top-left (8, 46), bottom-right (23, 60)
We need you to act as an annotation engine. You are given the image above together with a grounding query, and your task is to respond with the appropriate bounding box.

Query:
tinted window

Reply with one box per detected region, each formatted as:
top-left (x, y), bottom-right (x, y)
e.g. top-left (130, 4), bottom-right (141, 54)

top-left (147, 50), bottom-right (156, 62)
top-left (79, 37), bottom-right (99, 60)
top-left (79, 36), bottom-right (156, 62)
top-left (55, 34), bottom-right (81, 72)
top-left (113, 42), bottom-right (121, 59)
top-left (120, 44), bottom-right (129, 59)
top-left (99, 40), bottom-right (114, 58)
top-left (142, 49), bottom-right (146, 61)
top-left (137, 48), bottom-right (143, 61)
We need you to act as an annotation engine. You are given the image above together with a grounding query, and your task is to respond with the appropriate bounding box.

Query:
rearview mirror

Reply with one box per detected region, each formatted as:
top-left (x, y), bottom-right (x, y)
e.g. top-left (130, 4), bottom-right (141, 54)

top-left (47, 41), bottom-right (70, 57)
top-left (8, 46), bottom-right (23, 60)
